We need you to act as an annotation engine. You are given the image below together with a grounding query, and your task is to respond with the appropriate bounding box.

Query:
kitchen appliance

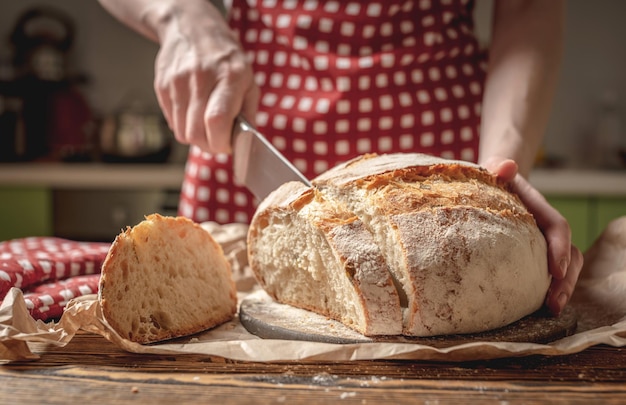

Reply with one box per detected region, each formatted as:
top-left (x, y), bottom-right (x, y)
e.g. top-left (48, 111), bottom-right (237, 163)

top-left (232, 115), bottom-right (310, 200)
top-left (0, 48), bottom-right (25, 161)
top-left (98, 102), bottom-right (172, 163)
top-left (4, 6), bottom-right (93, 162)
top-left (0, 85), bottom-right (26, 161)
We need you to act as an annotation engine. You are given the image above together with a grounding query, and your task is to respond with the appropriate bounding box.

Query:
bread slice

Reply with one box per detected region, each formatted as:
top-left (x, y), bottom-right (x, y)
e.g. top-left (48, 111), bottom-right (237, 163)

top-left (248, 182), bottom-right (402, 336)
top-left (98, 214), bottom-right (237, 343)
top-left (249, 153), bottom-right (550, 337)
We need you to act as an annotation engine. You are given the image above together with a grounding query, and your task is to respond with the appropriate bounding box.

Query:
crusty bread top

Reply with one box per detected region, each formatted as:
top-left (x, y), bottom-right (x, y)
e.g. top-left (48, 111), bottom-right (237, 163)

top-left (313, 153), bottom-right (532, 223)
top-left (314, 153), bottom-right (485, 185)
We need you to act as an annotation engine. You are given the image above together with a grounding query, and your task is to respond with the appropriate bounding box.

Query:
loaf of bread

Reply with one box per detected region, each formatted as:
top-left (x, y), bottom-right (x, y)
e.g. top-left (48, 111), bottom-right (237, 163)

top-left (98, 214), bottom-right (237, 343)
top-left (248, 153), bottom-right (550, 337)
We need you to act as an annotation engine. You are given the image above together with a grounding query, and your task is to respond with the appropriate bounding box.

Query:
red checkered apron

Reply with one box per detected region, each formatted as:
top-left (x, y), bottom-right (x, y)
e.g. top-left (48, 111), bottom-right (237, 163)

top-left (179, 0), bottom-right (487, 224)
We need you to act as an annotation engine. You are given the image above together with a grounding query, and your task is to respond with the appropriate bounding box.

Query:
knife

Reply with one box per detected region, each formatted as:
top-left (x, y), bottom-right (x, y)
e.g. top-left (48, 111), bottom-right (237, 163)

top-left (232, 115), bottom-right (311, 200)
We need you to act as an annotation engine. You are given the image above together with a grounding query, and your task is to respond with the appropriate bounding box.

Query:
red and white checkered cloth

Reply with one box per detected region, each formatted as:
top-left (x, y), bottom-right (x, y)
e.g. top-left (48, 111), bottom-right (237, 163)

top-left (0, 237), bottom-right (110, 321)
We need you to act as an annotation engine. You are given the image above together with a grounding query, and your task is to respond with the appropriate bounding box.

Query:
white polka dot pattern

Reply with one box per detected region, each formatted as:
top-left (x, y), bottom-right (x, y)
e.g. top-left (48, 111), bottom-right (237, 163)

top-left (180, 0), bottom-right (487, 224)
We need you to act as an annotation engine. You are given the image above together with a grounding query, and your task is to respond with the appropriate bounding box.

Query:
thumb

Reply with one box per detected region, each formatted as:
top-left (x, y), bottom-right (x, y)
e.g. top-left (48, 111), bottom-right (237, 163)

top-left (481, 157), bottom-right (519, 182)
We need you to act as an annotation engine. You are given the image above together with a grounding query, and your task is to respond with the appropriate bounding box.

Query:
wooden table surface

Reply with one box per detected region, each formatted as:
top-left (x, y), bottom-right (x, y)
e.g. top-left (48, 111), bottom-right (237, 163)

top-left (1, 332), bottom-right (625, 404)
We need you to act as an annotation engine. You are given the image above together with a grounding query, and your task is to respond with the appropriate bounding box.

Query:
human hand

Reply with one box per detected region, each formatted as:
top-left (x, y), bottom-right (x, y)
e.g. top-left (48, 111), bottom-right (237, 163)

top-left (153, 2), bottom-right (259, 154)
top-left (481, 158), bottom-right (583, 316)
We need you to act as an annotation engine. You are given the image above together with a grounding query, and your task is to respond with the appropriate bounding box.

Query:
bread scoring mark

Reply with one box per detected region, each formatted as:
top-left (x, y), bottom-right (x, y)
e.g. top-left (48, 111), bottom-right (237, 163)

top-left (363, 172), bottom-right (529, 220)
top-left (250, 186), bottom-right (404, 336)
top-left (342, 153), bottom-right (377, 169)
top-left (345, 262), bottom-right (356, 280)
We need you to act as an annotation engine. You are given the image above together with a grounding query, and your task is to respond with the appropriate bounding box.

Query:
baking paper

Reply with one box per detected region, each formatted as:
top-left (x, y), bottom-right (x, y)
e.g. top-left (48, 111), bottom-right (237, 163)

top-left (2, 219), bottom-right (625, 363)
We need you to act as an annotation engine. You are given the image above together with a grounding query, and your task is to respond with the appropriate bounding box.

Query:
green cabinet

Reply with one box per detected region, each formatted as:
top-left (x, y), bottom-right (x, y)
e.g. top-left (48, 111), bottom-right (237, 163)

top-left (592, 197), bottom-right (626, 243)
top-left (0, 187), bottom-right (53, 241)
top-left (546, 196), bottom-right (591, 252)
top-left (546, 196), bottom-right (626, 252)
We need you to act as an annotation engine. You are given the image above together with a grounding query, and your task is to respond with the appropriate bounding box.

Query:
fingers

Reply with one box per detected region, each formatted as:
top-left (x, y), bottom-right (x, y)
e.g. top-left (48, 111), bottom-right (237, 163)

top-left (157, 68), bottom-right (255, 154)
top-left (155, 73), bottom-right (173, 129)
top-left (170, 75), bottom-right (194, 147)
top-left (185, 71), bottom-right (212, 151)
top-left (482, 157), bottom-right (583, 315)
top-left (154, 57), bottom-right (176, 139)
top-left (515, 177), bottom-right (582, 314)
top-left (544, 213), bottom-right (573, 281)
top-left (514, 175), bottom-right (572, 280)
top-left (204, 77), bottom-right (242, 154)
top-left (241, 81), bottom-right (261, 125)
top-left (153, 35), bottom-right (256, 155)
top-left (545, 245), bottom-right (584, 315)
top-left (204, 55), bottom-right (258, 154)
top-left (481, 157), bottom-right (518, 182)
top-left (154, 51), bottom-right (195, 148)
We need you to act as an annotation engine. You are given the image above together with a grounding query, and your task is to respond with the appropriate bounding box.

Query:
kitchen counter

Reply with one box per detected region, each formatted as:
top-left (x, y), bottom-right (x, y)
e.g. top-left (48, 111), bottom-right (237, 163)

top-left (0, 163), bottom-right (185, 190)
top-left (1, 162), bottom-right (626, 195)
top-left (2, 332), bottom-right (625, 404)
top-left (529, 168), bottom-right (626, 196)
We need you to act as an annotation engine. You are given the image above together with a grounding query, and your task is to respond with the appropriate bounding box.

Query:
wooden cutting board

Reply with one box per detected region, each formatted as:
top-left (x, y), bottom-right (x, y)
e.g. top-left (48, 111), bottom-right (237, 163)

top-left (239, 292), bottom-right (578, 347)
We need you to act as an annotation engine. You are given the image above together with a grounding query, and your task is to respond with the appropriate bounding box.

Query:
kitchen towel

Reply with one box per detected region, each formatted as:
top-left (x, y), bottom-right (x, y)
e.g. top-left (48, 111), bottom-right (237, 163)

top-left (0, 237), bottom-right (109, 321)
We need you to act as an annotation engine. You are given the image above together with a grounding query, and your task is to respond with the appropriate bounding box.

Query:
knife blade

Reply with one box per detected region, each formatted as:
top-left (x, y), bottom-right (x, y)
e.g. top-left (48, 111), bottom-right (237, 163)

top-left (232, 115), bottom-right (311, 200)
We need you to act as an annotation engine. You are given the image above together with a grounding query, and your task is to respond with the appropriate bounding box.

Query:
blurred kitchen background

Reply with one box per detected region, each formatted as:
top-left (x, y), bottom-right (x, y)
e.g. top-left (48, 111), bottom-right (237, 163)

top-left (0, 0), bottom-right (625, 248)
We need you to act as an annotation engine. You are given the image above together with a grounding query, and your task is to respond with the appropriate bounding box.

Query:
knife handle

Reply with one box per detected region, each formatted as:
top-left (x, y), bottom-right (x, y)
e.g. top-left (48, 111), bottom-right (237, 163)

top-left (232, 114), bottom-right (254, 146)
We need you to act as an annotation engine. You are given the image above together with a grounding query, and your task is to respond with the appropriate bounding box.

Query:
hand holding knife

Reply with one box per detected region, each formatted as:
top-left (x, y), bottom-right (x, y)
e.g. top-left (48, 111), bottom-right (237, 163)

top-left (232, 115), bottom-right (311, 201)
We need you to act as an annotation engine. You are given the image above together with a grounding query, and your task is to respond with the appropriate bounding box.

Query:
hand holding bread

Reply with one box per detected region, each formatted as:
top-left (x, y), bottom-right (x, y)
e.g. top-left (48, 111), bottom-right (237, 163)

top-left (481, 158), bottom-right (583, 316)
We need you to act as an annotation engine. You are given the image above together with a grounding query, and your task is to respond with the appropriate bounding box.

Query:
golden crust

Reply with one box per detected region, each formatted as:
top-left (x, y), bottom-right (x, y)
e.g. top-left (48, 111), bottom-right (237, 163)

top-left (249, 153), bottom-right (550, 337)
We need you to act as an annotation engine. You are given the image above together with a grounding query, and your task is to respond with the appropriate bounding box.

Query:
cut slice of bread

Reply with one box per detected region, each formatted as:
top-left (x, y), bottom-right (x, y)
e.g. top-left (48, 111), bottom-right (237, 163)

top-left (98, 214), bottom-right (237, 344)
top-left (248, 182), bottom-right (402, 336)
top-left (249, 153), bottom-right (550, 337)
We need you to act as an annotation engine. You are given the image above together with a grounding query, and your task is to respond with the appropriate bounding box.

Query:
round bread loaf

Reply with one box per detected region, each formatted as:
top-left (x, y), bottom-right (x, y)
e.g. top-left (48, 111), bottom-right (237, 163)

top-left (248, 153), bottom-right (550, 337)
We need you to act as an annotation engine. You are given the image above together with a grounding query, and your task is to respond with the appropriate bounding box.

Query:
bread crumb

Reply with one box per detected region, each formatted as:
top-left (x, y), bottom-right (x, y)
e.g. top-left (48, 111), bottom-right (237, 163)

top-left (131, 387), bottom-right (139, 394)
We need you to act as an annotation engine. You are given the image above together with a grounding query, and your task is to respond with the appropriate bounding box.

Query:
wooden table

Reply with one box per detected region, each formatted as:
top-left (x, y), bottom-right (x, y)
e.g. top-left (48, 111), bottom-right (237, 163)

top-left (1, 332), bottom-right (625, 404)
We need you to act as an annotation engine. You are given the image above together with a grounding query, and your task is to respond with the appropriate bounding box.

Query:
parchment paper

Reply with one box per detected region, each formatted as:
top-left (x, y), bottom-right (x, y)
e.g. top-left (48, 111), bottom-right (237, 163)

top-left (2, 219), bottom-right (626, 363)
